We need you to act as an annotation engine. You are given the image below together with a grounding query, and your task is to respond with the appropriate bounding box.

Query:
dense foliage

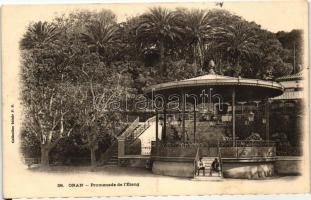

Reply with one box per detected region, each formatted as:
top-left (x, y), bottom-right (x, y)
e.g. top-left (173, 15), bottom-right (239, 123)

top-left (20, 8), bottom-right (303, 166)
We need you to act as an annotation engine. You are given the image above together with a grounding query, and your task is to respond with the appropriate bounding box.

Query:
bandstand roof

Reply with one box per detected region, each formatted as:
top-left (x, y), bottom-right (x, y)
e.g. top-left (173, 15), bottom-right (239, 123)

top-left (144, 74), bottom-right (284, 102)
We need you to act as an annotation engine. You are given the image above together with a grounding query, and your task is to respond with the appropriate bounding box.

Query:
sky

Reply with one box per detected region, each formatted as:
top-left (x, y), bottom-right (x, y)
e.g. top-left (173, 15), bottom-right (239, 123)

top-left (1, 0), bottom-right (308, 33)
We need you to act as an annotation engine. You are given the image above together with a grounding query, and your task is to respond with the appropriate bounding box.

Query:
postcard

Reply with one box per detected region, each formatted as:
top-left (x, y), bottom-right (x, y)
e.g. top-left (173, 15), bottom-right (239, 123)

top-left (2, 0), bottom-right (310, 198)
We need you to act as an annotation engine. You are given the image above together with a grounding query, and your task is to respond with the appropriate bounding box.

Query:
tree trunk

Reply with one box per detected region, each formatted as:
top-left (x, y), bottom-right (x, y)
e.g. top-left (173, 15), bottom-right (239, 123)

top-left (40, 146), bottom-right (50, 167)
top-left (236, 56), bottom-right (240, 77)
top-left (90, 147), bottom-right (97, 167)
top-left (219, 57), bottom-right (223, 74)
top-left (193, 44), bottom-right (198, 75)
top-left (159, 40), bottom-right (165, 74)
top-left (197, 42), bottom-right (204, 70)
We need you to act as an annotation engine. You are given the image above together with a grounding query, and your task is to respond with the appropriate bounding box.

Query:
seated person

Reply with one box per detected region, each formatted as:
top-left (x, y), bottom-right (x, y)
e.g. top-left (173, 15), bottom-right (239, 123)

top-left (197, 157), bottom-right (205, 176)
top-left (210, 158), bottom-right (220, 176)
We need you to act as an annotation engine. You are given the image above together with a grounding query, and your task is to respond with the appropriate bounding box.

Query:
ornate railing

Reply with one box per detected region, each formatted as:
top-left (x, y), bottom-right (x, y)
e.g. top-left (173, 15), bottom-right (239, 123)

top-left (220, 146), bottom-right (276, 158)
top-left (125, 142), bottom-right (153, 155)
top-left (276, 144), bottom-right (302, 156)
top-left (219, 140), bottom-right (276, 147)
top-left (151, 140), bottom-right (276, 159)
top-left (219, 140), bottom-right (276, 158)
top-left (130, 116), bottom-right (156, 142)
top-left (123, 116), bottom-right (156, 155)
top-left (119, 117), bottom-right (139, 139)
top-left (124, 136), bottom-right (300, 158)
top-left (155, 140), bottom-right (275, 148)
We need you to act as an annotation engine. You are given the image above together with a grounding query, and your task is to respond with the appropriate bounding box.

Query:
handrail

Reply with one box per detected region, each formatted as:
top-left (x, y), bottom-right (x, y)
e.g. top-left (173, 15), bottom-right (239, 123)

top-left (219, 140), bottom-right (276, 147)
top-left (156, 140), bottom-right (275, 148)
top-left (193, 147), bottom-right (200, 177)
top-left (218, 140), bottom-right (223, 177)
top-left (130, 115), bottom-right (156, 142)
top-left (118, 117), bottom-right (139, 139)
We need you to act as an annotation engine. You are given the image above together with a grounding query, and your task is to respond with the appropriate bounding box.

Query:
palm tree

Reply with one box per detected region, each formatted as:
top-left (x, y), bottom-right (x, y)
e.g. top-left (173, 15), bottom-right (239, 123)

top-left (135, 7), bottom-right (182, 72)
top-left (20, 21), bottom-right (60, 50)
top-left (210, 21), bottom-right (260, 76)
top-left (81, 20), bottom-right (120, 63)
top-left (175, 9), bottom-right (212, 74)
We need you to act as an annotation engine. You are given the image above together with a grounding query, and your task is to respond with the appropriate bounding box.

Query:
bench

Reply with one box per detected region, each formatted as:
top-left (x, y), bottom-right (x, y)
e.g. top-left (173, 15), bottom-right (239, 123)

top-left (24, 158), bottom-right (40, 168)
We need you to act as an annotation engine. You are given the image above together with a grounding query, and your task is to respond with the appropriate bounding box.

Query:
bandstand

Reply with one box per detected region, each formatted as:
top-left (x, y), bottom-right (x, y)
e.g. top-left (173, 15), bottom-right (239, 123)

top-left (143, 73), bottom-right (284, 179)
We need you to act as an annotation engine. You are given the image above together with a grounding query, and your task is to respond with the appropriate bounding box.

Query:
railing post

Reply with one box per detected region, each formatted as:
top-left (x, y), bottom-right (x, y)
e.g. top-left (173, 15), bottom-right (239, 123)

top-left (218, 140), bottom-right (223, 177)
top-left (163, 99), bottom-right (167, 141)
top-left (193, 103), bottom-right (196, 143)
top-left (117, 137), bottom-right (125, 159)
top-left (156, 111), bottom-right (159, 156)
top-left (182, 92), bottom-right (186, 143)
top-left (232, 88), bottom-right (236, 147)
top-left (236, 144), bottom-right (238, 158)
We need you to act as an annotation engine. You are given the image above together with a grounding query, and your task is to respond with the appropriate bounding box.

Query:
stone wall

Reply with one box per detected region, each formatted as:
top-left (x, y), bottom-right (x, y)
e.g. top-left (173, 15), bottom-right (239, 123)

top-left (275, 156), bottom-right (302, 175)
top-left (222, 161), bottom-right (274, 179)
top-left (152, 161), bottom-right (194, 178)
top-left (118, 156), bottom-right (151, 168)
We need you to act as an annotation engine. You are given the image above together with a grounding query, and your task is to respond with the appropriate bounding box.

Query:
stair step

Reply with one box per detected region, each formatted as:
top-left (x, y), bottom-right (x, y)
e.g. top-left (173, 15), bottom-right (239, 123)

top-left (106, 162), bottom-right (118, 165)
top-left (105, 164), bottom-right (118, 166)
top-left (193, 176), bottom-right (223, 181)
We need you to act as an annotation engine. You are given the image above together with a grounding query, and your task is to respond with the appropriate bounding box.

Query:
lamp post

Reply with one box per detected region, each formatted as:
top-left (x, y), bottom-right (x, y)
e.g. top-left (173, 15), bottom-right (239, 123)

top-left (193, 103), bottom-right (196, 143)
top-left (155, 111), bottom-right (159, 154)
top-left (177, 117), bottom-right (182, 127)
top-left (232, 88), bottom-right (236, 147)
top-left (265, 98), bottom-right (270, 141)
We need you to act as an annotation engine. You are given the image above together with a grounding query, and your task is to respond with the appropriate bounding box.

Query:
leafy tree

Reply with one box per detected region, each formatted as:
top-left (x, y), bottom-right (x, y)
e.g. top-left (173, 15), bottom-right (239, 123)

top-left (240, 30), bottom-right (293, 79)
top-left (20, 18), bottom-right (85, 167)
top-left (118, 17), bottom-right (145, 62)
top-left (276, 29), bottom-right (303, 73)
top-left (80, 15), bottom-right (121, 63)
top-left (210, 21), bottom-right (260, 76)
top-left (20, 21), bottom-right (60, 50)
top-left (135, 7), bottom-right (182, 73)
top-left (175, 9), bottom-right (212, 74)
top-left (55, 11), bottom-right (130, 167)
top-left (71, 60), bottom-right (129, 166)
top-left (20, 39), bottom-right (76, 166)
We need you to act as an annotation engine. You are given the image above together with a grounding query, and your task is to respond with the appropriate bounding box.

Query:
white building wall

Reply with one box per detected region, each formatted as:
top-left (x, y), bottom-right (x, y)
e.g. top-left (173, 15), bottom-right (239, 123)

top-left (138, 122), bottom-right (162, 155)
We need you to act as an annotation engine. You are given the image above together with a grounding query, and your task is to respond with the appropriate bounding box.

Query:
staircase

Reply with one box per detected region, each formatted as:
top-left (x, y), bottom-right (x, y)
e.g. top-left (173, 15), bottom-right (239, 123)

top-left (100, 116), bottom-right (155, 166)
top-left (126, 123), bottom-right (143, 141)
top-left (104, 146), bottom-right (119, 166)
top-left (127, 117), bottom-right (155, 143)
